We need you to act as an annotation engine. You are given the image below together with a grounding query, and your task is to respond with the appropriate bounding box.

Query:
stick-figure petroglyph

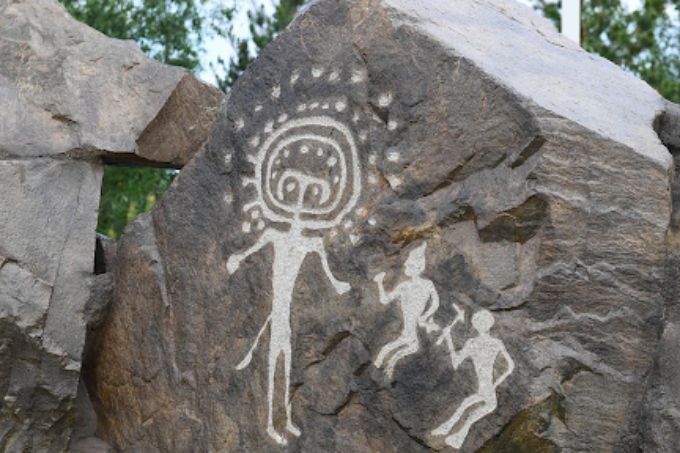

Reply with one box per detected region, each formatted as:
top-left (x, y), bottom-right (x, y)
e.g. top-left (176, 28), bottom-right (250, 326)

top-left (373, 243), bottom-right (441, 381)
top-left (228, 218), bottom-right (350, 445)
top-left (432, 309), bottom-right (515, 450)
top-left (228, 112), bottom-right (361, 445)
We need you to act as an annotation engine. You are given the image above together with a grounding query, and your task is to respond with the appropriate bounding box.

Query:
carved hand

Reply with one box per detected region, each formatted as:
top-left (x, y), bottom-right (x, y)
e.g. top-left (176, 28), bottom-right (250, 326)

top-left (335, 281), bottom-right (351, 295)
top-left (423, 320), bottom-right (441, 334)
top-left (227, 255), bottom-right (241, 274)
top-left (452, 303), bottom-right (465, 324)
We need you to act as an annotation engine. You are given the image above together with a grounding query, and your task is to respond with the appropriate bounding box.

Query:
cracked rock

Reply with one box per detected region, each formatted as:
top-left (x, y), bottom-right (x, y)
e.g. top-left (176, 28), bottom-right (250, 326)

top-left (0, 0), bottom-right (224, 450)
top-left (86, 0), bottom-right (676, 452)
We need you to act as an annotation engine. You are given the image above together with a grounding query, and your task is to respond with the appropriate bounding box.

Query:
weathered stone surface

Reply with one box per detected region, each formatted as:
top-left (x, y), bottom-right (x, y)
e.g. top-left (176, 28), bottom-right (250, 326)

top-left (0, 0), bottom-right (224, 450)
top-left (640, 104), bottom-right (680, 452)
top-left (0, 159), bottom-right (101, 452)
top-left (88, 0), bottom-right (674, 452)
top-left (69, 379), bottom-right (114, 453)
top-left (0, 0), bottom-right (223, 166)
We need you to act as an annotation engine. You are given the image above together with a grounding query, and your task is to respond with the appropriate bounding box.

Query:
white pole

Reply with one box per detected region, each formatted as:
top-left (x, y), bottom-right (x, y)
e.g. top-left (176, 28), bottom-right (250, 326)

top-left (561, 0), bottom-right (581, 45)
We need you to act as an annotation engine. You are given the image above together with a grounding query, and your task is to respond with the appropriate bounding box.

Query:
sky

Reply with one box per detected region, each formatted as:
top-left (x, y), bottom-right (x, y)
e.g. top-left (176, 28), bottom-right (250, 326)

top-left (198, 0), bottom-right (645, 86)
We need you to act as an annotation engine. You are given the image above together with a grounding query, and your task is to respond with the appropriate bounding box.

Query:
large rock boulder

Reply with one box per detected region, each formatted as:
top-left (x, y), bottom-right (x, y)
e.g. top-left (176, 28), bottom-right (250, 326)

top-left (0, 0), bottom-right (223, 450)
top-left (0, 0), bottom-right (223, 166)
top-left (88, 0), bottom-right (675, 451)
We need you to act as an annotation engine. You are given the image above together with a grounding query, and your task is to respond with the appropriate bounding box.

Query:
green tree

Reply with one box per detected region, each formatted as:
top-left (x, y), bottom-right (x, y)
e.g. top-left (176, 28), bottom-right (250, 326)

top-left (60, 0), bottom-right (211, 70)
top-left (532, 0), bottom-right (680, 102)
top-left (96, 167), bottom-right (176, 238)
top-left (59, 0), bottom-right (135, 40)
top-left (212, 0), bottom-right (307, 92)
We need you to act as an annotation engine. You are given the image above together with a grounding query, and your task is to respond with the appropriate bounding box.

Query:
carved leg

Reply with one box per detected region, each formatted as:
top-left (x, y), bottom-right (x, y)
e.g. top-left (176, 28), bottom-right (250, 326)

top-left (375, 337), bottom-right (408, 368)
top-left (283, 345), bottom-right (301, 437)
top-left (266, 348), bottom-right (287, 445)
top-left (384, 341), bottom-right (419, 381)
top-left (444, 399), bottom-right (496, 449)
top-left (431, 394), bottom-right (483, 437)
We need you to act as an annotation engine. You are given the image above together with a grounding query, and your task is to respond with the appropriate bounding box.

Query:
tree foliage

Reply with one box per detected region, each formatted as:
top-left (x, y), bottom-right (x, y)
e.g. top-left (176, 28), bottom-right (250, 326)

top-left (532, 0), bottom-right (680, 102)
top-left (212, 0), bottom-right (306, 92)
top-left (96, 167), bottom-right (176, 238)
top-left (59, 0), bottom-right (210, 70)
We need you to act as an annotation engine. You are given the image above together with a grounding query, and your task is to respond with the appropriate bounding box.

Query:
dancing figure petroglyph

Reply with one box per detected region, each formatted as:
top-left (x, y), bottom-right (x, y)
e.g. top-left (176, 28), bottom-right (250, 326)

top-left (432, 309), bottom-right (515, 450)
top-left (228, 114), bottom-right (361, 445)
top-left (373, 243), bottom-right (441, 381)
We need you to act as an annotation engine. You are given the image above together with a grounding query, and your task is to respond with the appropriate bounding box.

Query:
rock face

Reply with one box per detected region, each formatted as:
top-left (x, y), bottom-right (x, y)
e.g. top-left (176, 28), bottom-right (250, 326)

top-left (0, 0), bottom-right (223, 450)
top-left (643, 104), bottom-right (680, 452)
top-left (0, 0), bottom-right (223, 165)
top-left (86, 0), bottom-right (677, 452)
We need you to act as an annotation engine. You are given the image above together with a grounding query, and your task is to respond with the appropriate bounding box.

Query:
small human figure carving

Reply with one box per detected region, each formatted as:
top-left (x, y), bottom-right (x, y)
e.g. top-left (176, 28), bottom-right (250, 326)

top-left (373, 243), bottom-right (441, 381)
top-left (432, 308), bottom-right (515, 450)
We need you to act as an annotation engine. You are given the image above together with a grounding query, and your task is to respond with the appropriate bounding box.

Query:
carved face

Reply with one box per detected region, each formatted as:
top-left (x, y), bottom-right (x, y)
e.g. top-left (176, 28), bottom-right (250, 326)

top-left (252, 116), bottom-right (362, 229)
top-left (404, 243), bottom-right (427, 277)
top-left (472, 310), bottom-right (495, 333)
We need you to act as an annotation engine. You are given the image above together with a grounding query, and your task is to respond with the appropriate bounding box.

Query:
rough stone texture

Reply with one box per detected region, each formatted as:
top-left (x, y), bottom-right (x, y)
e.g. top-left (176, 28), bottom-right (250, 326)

top-left (69, 379), bottom-right (114, 453)
top-left (88, 0), bottom-right (675, 452)
top-left (642, 103), bottom-right (680, 452)
top-left (0, 159), bottom-right (101, 452)
top-left (0, 0), bottom-right (223, 166)
top-left (0, 0), bottom-right (224, 450)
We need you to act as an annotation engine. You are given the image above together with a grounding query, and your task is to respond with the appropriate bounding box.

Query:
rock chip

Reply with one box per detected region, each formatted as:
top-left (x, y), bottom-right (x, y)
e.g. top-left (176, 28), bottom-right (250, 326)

top-left (88, 0), bottom-right (674, 452)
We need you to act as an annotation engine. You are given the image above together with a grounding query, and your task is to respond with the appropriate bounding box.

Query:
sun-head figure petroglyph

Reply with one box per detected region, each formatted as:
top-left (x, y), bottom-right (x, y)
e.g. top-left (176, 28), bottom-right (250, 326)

top-left (373, 242), bottom-right (442, 381)
top-left (226, 66), bottom-right (394, 445)
top-left (432, 308), bottom-right (515, 450)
